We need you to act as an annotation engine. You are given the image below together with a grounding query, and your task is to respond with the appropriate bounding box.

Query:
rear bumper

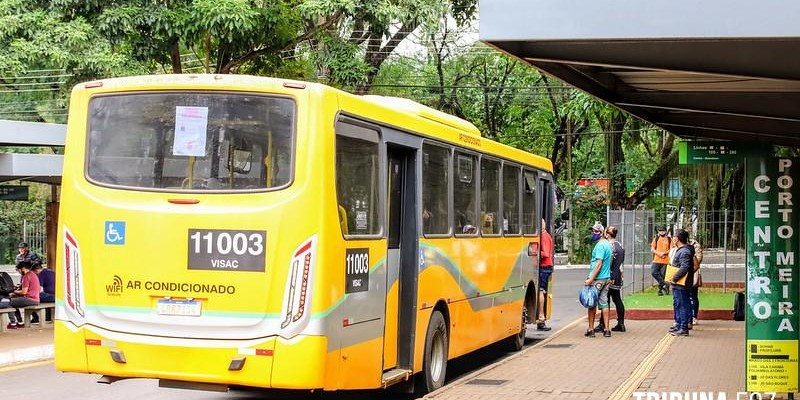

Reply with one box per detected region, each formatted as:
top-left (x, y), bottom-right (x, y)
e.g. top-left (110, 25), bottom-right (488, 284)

top-left (54, 320), bottom-right (327, 389)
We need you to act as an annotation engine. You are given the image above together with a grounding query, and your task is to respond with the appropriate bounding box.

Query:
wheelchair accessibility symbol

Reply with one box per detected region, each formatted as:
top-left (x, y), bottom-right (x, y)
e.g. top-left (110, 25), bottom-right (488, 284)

top-left (105, 221), bottom-right (125, 245)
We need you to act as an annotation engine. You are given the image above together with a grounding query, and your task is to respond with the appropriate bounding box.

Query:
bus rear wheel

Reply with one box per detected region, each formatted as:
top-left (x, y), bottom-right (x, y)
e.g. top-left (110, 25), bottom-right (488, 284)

top-left (502, 300), bottom-right (528, 351)
top-left (417, 310), bottom-right (448, 394)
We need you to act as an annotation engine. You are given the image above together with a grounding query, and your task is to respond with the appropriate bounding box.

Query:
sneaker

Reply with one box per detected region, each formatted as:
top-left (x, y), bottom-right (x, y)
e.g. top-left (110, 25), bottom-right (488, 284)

top-left (603, 330), bottom-right (612, 337)
top-left (6, 323), bottom-right (17, 330)
top-left (593, 325), bottom-right (605, 333)
top-left (611, 324), bottom-right (626, 332)
top-left (663, 285), bottom-right (670, 295)
top-left (687, 324), bottom-right (693, 330)
top-left (670, 329), bottom-right (689, 336)
top-left (537, 323), bottom-right (552, 331)
top-left (668, 324), bottom-right (679, 332)
top-left (692, 317), bottom-right (698, 325)
top-left (584, 329), bottom-right (596, 337)
top-left (657, 291), bottom-right (664, 296)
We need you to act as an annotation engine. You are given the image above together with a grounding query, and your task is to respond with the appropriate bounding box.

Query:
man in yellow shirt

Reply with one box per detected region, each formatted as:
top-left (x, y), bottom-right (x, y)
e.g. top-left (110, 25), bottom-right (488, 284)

top-left (650, 225), bottom-right (671, 296)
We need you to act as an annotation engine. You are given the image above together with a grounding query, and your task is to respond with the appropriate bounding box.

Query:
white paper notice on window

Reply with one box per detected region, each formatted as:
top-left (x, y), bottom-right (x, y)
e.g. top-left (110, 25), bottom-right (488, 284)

top-left (173, 106), bottom-right (209, 157)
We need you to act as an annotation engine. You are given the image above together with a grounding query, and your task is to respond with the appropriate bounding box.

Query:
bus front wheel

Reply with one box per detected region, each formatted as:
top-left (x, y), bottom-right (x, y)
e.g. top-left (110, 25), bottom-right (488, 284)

top-left (418, 310), bottom-right (448, 394)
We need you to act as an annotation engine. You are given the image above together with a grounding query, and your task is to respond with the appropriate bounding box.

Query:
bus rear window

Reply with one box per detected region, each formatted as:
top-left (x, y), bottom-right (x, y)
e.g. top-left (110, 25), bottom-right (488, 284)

top-left (86, 92), bottom-right (295, 192)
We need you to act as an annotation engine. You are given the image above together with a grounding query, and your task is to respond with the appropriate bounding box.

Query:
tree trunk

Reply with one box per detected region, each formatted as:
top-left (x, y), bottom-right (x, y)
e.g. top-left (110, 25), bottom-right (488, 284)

top-left (604, 114), bottom-right (627, 209)
top-left (354, 22), bottom-right (419, 95)
top-left (170, 41), bottom-right (182, 74)
top-left (623, 150), bottom-right (679, 209)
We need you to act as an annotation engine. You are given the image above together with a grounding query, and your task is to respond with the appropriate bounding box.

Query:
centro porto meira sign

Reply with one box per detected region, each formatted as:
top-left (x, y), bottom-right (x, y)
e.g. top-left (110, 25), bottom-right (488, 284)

top-left (746, 157), bottom-right (800, 393)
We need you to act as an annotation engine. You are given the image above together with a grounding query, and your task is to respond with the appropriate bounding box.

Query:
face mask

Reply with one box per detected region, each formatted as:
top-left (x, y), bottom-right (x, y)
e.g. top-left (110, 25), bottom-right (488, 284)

top-left (591, 232), bottom-right (602, 241)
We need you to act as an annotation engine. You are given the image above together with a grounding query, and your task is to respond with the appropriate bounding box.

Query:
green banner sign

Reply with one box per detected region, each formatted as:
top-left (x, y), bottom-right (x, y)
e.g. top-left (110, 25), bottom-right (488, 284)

top-left (0, 185), bottom-right (28, 201)
top-left (679, 141), bottom-right (768, 165)
top-left (746, 157), bottom-right (800, 393)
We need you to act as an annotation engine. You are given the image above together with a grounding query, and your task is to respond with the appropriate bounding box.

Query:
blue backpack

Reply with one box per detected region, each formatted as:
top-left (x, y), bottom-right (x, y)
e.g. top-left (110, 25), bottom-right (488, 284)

top-left (579, 285), bottom-right (599, 309)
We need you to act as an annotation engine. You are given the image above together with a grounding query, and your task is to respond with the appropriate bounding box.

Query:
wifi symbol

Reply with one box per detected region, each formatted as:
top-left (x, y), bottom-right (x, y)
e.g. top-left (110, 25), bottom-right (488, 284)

top-left (113, 275), bottom-right (122, 287)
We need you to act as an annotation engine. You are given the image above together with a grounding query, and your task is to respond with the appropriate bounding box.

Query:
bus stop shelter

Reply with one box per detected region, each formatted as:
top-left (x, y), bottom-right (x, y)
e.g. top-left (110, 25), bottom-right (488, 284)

top-left (0, 119), bottom-right (65, 265)
top-left (480, 0), bottom-right (800, 394)
top-left (480, 0), bottom-right (800, 146)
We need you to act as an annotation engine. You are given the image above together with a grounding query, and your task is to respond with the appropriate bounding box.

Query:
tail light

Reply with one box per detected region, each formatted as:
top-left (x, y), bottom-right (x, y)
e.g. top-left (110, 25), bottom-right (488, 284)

top-left (279, 236), bottom-right (317, 337)
top-left (63, 227), bottom-right (86, 318)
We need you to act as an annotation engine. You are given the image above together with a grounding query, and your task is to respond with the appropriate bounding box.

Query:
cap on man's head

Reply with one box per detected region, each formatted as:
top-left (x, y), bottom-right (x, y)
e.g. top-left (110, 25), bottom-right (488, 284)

top-left (590, 222), bottom-right (604, 232)
top-left (18, 241), bottom-right (28, 248)
top-left (656, 225), bottom-right (667, 232)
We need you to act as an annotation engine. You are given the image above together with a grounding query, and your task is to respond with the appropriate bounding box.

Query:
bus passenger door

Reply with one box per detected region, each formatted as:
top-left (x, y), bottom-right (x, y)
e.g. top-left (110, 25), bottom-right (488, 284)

top-left (538, 174), bottom-right (555, 319)
top-left (383, 146), bottom-right (418, 376)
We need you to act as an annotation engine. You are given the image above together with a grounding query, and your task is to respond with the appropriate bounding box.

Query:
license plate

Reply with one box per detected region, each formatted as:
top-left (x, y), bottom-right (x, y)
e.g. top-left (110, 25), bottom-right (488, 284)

top-left (157, 299), bottom-right (201, 317)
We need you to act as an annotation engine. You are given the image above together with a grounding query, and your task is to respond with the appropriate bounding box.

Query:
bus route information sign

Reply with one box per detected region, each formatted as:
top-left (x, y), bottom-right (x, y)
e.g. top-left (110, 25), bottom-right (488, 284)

top-left (680, 141), bottom-right (768, 165)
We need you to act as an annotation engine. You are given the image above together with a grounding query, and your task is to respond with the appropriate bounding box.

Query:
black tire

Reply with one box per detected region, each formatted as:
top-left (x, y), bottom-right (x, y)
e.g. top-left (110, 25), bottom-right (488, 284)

top-left (417, 310), bottom-right (448, 394)
top-left (501, 300), bottom-right (528, 351)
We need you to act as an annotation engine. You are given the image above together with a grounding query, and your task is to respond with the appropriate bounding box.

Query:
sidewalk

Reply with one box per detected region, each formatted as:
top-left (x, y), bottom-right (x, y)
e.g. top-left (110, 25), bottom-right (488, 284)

top-left (425, 319), bottom-right (744, 400)
top-left (0, 319), bottom-right (745, 398)
top-left (0, 324), bottom-right (53, 368)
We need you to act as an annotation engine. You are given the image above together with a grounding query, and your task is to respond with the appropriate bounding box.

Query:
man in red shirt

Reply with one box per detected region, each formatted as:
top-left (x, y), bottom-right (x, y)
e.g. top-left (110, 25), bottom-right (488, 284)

top-left (537, 219), bottom-right (554, 331)
top-left (4, 261), bottom-right (40, 329)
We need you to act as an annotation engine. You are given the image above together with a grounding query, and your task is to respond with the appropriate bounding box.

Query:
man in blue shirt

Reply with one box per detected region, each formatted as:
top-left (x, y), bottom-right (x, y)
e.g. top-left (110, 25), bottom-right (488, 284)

top-left (584, 222), bottom-right (613, 337)
top-left (31, 264), bottom-right (55, 302)
top-left (30, 263), bottom-right (55, 322)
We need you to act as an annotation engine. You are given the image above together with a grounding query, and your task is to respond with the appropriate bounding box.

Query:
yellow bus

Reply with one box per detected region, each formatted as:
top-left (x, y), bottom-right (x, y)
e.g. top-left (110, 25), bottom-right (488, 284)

top-left (55, 74), bottom-right (555, 393)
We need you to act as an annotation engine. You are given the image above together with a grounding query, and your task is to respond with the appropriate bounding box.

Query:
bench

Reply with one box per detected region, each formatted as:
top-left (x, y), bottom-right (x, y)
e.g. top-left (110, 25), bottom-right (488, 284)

top-left (0, 308), bottom-right (17, 332)
top-left (23, 303), bottom-right (55, 328)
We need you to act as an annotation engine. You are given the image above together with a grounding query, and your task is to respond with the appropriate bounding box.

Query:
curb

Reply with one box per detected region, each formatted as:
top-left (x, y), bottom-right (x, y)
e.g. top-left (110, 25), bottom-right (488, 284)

top-left (0, 344), bottom-right (53, 368)
top-left (423, 315), bottom-right (586, 399)
top-left (623, 309), bottom-right (734, 320)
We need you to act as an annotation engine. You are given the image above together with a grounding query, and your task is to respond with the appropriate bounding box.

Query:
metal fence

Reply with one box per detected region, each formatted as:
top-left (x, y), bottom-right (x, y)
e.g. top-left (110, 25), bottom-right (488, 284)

top-left (0, 219), bottom-right (47, 264)
top-left (605, 209), bottom-right (745, 294)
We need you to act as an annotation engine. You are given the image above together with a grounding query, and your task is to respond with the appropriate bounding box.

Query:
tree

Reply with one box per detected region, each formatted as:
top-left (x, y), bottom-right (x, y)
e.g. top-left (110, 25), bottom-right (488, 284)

top-left (0, 0), bottom-right (145, 122)
top-left (315, 0), bottom-right (477, 92)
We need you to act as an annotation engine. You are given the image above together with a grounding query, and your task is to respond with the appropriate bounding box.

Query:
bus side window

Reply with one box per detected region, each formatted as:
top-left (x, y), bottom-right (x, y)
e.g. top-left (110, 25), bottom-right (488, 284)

top-left (335, 122), bottom-right (381, 236)
top-left (422, 143), bottom-right (451, 236)
top-left (454, 153), bottom-right (477, 235)
top-left (480, 158), bottom-right (501, 235)
top-left (522, 170), bottom-right (538, 235)
top-left (502, 164), bottom-right (521, 235)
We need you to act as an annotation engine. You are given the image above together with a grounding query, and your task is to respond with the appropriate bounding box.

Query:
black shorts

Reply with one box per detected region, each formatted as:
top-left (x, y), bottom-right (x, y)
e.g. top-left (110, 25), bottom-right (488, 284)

top-left (539, 267), bottom-right (553, 292)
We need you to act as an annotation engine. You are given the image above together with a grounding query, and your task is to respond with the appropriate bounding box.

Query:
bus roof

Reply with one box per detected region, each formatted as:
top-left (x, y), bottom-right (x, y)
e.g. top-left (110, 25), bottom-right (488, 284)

top-left (76, 74), bottom-right (553, 174)
top-left (361, 95), bottom-right (482, 137)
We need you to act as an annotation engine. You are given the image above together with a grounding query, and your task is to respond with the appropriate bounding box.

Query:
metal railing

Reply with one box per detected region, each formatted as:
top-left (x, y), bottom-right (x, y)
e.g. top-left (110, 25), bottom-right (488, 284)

top-left (1, 219), bottom-right (47, 264)
top-left (604, 209), bottom-right (744, 294)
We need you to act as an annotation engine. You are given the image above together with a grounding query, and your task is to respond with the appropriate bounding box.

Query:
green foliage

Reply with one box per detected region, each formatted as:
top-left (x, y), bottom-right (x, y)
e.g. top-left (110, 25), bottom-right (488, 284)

top-left (0, 0), bottom-right (144, 78)
top-left (564, 184), bottom-right (606, 262)
top-left (0, 0), bottom-right (148, 122)
top-left (311, 35), bottom-right (371, 87)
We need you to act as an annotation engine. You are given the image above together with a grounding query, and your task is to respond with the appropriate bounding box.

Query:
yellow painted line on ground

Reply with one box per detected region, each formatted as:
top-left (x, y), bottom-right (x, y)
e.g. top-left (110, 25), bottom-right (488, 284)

top-left (0, 359), bottom-right (53, 373)
top-left (607, 333), bottom-right (676, 400)
top-left (696, 327), bottom-right (744, 331)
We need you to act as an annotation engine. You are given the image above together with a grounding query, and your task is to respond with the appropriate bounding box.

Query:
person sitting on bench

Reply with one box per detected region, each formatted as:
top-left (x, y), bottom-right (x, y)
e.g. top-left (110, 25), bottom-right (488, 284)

top-left (1, 261), bottom-right (40, 329)
top-left (30, 264), bottom-right (55, 322)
